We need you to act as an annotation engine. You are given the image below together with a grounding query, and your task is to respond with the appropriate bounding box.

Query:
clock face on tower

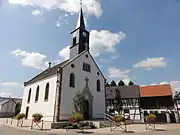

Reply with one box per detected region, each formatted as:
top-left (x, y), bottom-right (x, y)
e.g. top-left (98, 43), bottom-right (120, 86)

top-left (83, 32), bottom-right (87, 37)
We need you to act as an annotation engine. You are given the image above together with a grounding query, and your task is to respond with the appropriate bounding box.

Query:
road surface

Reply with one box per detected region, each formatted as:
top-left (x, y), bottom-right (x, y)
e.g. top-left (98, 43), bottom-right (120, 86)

top-left (0, 123), bottom-right (180, 135)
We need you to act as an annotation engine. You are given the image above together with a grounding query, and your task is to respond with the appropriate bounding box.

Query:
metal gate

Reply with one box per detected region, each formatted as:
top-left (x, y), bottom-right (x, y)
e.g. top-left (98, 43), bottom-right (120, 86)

top-left (155, 113), bottom-right (167, 123)
top-left (169, 111), bottom-right (176, 123)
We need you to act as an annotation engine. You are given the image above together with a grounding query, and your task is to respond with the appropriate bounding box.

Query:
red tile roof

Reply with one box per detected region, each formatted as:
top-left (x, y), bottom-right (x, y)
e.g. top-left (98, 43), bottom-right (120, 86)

top-left (140, 84), bottom-right (172, 97)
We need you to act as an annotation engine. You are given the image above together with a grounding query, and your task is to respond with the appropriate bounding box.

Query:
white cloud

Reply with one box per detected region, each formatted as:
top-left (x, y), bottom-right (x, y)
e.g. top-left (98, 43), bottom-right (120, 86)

top-left (150, 83), bottom-right (157, 86)
top-left (58, 30), bottom-right (125, 59)
top-left (122, 78), bottom-right (131, 85)
top-left (59, 46), bottom-right (70, 61)
top-left (108, 67), bottom-right (131, 80)
top-left (90, 30), bottom-right (126, 57)
top-left (56, 21), bottom-right (61, 27)
top-left (0, 92), bottom-right (12, 97)
top-left (11, 49), bottom-right (67, 70)
top-left (11, 49), bottom-right (47, 70)
top-left (32, 9), bottom-right (43, 16)
top-left (56, 16), bottom-right (69, 27)
top-left (133, 57), bottom-right (167, 70)
top-left (0, 82), bottom-right (21, 87)
top-left (160, 81), bottom-right (168, 85)
top-left (8, 0), bottom-right (102, 17)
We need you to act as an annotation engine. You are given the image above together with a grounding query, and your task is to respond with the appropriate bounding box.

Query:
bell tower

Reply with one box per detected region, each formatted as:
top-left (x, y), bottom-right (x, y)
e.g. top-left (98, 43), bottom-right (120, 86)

top-left (69, 0), bottom-right (90, 59)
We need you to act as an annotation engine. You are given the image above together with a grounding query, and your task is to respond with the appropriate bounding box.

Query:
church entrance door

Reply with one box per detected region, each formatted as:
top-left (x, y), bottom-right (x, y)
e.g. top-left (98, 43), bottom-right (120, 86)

top-left (84, 100), bottom-right (89, 120)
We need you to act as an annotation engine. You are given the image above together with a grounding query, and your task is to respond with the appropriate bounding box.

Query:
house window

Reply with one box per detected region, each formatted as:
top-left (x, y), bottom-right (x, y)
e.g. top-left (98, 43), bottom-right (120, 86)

top-left (83, 63), bottom-right (91, 72)
top-left (97, 79), bottom-right (101, 92)
top-left (73, 37), bottom-right (76, 46)
top-left (27, 88), bottom-right (31, 103)
top-left (69, 73), bottom-right (75, 87)
top-left (44, 83), bottom-right (49, 101)
top-left (35, 86), bottom-right (39, 102)
top-left (124, 109), bottom-right (130, 113)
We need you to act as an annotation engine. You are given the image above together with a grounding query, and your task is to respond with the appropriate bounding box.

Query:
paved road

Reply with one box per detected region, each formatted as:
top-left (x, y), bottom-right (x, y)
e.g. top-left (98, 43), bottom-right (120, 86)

top-left (0, 123), bottom-right (180, 135)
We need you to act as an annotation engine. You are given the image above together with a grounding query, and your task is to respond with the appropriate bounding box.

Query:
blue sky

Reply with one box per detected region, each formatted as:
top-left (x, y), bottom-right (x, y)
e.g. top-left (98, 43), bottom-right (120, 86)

top-left (1, 0), bottom-right (180, 97)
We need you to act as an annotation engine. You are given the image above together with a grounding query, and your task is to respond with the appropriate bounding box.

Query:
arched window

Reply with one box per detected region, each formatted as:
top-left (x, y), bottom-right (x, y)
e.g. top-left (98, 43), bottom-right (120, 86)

top-left (27, 88), bottom-right (31, 103)
top-left (97, 79), bottom-right (100, 92)
top-left (69, 73), bottom-right (75, 87)
top-left (35, 86), bottom-right (39, 102)
top-left (44, 83), bottom-right (49, 101)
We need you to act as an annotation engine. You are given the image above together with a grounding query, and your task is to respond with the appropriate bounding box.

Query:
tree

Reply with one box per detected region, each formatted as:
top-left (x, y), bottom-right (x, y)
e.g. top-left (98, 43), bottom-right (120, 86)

top-left (174, 91), bottom-right (180, 99)
top-left (73, 92), bottom-right (87, 114)
top-left (110, 80), bottom-right (117, 86)
top-left (15, 102), bottom-right (21, 116)
top-left (105, 82), bottom-right (110, 87)
top-left (115, 89), bottom-right (122, 113)
top-left (129, 81), bottom-right (134, 85)
top-left (118, 80), bottom-right (125, 86)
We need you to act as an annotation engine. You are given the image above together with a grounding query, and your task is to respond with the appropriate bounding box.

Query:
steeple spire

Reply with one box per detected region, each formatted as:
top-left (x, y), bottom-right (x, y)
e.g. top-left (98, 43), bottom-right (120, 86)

top-left (69, 0), bottom-right (90, 59)
top-left (76, 0), bottom-right (85, 30)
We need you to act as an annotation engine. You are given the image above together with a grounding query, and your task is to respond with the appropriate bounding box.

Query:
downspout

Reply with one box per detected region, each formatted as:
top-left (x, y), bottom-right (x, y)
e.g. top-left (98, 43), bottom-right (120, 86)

top-left (104, 79), bottom-right (107, 114)
top-left (53, 68), bottom-right (63, 122)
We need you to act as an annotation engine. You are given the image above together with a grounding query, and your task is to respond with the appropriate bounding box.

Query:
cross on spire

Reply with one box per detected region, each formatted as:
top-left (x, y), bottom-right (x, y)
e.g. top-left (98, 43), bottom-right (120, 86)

top-left (75, 0), bottom-right (85, 30)
top-left (80, 0), bottom-right (82, 7)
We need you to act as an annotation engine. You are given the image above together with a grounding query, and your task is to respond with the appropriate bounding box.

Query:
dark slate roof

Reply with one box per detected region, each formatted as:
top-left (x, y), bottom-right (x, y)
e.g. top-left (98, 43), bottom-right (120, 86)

top-left (0, 99), bottom-right (10, 106)
top-left (24, 60), bottom-right (69, 86)
top-left (106, 85), bottom-right (140, 99)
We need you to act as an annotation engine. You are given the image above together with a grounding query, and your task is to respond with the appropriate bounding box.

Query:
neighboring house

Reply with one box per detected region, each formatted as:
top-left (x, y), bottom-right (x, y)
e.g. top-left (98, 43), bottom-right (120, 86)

top-left (20, 7), bottom-right (106, 122)
top-left (173, 91), bottom-right (180, 122)
top-left (106, 85), bottom-right (141, 122)
top-left (0, 97), bottom-right (22, 118)
top-left (139, 84), bottom-right (178, 123)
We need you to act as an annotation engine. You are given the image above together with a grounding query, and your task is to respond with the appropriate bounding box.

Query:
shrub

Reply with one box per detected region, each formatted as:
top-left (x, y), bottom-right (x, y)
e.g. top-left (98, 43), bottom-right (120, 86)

top-left (145, 114), bottom-right (156, 123)
top-left (90, 122), bottom-right (96, 129)
top-left (113, 115), bottom-right (125, 123)
top-left (16, 113), bottom-right (25, 120)
top-left (71, 112), bottom-right (84, 122)
top-left (32, 113), bottom-right (43, 121)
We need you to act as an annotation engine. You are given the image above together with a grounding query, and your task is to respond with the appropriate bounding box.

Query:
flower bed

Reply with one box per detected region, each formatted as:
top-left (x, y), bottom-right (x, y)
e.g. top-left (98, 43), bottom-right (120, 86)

top-left (113, 114), bottom-right (125, 123)
top-left (32, 113), bottom-right (43, 122)
top-left (145, 114), bottom-right (156, 124)
top-left (16, 113), bottom-right (25, 120)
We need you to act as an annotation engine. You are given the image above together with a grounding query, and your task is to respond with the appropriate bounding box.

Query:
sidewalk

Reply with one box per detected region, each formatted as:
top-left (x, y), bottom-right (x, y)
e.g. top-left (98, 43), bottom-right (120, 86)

top-left (1, 118), bottom-right (180, 134)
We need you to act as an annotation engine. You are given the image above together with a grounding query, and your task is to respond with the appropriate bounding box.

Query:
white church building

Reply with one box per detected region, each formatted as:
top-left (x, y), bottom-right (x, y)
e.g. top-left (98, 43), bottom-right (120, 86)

top-left (20, 7), bottom-right (106, 122)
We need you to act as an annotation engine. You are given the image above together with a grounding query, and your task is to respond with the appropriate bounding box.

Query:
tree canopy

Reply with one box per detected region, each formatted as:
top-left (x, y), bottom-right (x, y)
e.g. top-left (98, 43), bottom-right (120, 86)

top-left (15, 102), bottom-right (21, 116)
top-left (110, 80), bottom-right (117, 86)
top-left (118, 80), bottom-right (125, 86)
top-left (129, 81), bottom-right (134, 85)
top-left (105, 82), bottom-right (110, 87)
top-left (73, 92), bottom-right (87, 114)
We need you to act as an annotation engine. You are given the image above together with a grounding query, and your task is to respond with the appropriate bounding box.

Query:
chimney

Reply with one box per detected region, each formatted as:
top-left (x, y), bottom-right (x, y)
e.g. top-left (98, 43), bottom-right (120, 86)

top-left (48, 62), bottom-right (52, 68)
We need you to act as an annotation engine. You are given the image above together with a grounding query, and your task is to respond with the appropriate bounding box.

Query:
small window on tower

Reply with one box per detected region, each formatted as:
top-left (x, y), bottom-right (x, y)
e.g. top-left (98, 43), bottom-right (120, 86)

top-left (73, 37), bottom-right (76, 46)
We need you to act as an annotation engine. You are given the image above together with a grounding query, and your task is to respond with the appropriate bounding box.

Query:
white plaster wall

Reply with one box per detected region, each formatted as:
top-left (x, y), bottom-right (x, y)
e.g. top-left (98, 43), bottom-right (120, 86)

top-left (129, 109), bottom-right (141, 121)
top-left (60, 52), bottom-right (105, 120)
top-left (70, 30), bottom-right (80, 59)
top-left (70, 45), bottom-right (79, 59)
top-left (21, 75), bottom-right (57, 121)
